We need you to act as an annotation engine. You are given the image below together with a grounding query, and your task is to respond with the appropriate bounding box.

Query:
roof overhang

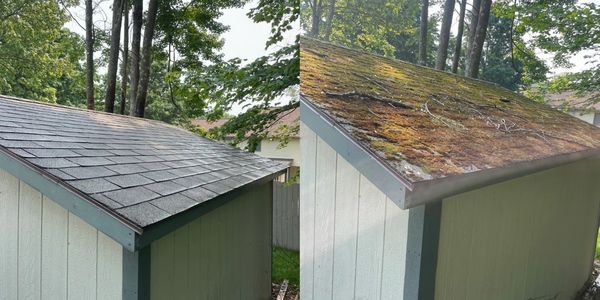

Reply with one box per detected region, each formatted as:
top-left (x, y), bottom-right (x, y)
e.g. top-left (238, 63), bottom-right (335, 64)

top-left (0, 146), bottom-right (140, 252)
top-left (301, 96), bottom-right (600, 209)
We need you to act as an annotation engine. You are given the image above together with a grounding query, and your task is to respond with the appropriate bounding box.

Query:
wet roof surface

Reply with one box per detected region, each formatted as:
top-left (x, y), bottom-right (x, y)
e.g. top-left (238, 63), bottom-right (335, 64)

top-left (301, 38), bottom-right (600, 183)
top-left (0, 96), bottom-right (286, 229)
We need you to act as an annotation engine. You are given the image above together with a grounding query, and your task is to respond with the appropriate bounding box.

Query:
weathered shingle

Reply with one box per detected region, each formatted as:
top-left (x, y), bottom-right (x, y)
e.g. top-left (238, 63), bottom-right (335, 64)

top-left (0, 96), bottom-right (286, 229)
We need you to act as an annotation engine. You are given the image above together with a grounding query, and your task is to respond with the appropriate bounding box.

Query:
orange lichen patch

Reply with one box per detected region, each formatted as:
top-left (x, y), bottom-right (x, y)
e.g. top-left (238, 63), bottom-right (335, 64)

top-left (300, 37), bottom-right (600, 182)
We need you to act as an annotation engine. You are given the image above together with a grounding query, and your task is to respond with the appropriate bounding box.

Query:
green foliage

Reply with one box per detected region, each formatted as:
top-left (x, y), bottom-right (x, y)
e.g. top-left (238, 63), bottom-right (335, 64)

top-left (0, 0), bottom-right (85, 103)
top-left (193, 0), bottom-right (300, 151)
top-left (272, 247), bottom-right (299, 286)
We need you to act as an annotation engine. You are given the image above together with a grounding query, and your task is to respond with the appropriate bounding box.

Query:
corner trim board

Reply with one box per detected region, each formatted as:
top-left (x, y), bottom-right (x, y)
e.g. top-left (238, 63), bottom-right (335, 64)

top-left (0, 147), bottom-right (138, 252)
top-left (300, 97), bottom-right (408, 208)
top-left (122, 247), bottom-right (151, 300)
top-left (403, 202), bottom-right (442, 300)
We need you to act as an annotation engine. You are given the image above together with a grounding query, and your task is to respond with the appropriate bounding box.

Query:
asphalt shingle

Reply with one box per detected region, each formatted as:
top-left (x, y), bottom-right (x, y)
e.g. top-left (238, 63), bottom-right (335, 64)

top-left (0, 96), bottom-right (286, 228)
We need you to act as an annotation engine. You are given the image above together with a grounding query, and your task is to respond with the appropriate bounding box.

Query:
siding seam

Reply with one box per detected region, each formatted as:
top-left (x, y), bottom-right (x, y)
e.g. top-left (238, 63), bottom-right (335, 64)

top-left (16, 180), bottom-right (20, 300)
top-left (40, 197), bottom-right (43, 300)
top-left (353, 175), bottom-right (362, 299)
top-left (312, 134), bottom-right (318, 300)
top-left (330, 154), bottom-right (338, 300)
top-left (96, 230), bottom-right (99, 300)
top-left (379, 198), bottom-right (388, 300)
top-left (66, 213), bottom-right (70, 300)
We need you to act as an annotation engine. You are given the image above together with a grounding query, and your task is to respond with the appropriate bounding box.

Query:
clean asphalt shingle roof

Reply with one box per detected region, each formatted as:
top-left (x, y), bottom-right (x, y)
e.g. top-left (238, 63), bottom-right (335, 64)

top-left (0, 95), bottom-right (286, 229)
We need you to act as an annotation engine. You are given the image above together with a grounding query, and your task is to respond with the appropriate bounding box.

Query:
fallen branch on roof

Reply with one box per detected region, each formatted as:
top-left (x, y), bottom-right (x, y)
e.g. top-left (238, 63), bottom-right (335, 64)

top-left (323, 90), bottom-right (412, 109)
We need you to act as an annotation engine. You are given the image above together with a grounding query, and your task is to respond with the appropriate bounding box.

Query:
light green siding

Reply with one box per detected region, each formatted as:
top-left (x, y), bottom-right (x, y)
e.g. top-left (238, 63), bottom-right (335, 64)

top-left (149, 183), bottom-right (273, 300)
top-left (435, 159), bottom-right (600, 300)
top-left (0, 169), bottom-right (123, 300)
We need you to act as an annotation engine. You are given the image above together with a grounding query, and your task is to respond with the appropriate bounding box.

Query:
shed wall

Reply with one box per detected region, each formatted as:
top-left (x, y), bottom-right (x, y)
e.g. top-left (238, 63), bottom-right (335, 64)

top-left (0, 168), bottom-right (123, 300)
top-left (149, 182), bottom-right (272, 300)
top-left (435, 158), bottom-right (600, 300)
top-left (300, 123), bottom-right (410, 300)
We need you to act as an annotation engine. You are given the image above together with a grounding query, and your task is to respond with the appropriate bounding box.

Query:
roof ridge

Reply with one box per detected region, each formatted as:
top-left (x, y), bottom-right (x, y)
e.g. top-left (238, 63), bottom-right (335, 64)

top-left (0, 94), bottom-right (189, 133)
top-left (299, 36), bottom-right (522, 97)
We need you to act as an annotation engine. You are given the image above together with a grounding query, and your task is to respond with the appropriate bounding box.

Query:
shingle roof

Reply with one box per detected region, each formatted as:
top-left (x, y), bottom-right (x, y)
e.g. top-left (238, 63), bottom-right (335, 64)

top-left (301, 38), bottom-right (600, 184)
top-left (0, 95), bottom-right (286, 229)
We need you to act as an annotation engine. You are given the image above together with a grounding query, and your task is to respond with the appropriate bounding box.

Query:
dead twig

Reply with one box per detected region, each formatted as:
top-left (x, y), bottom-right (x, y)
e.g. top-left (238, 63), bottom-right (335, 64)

top-left (276, 280), bottom-right (289, 300)
top-left (323, 90), bottom-right (412, 109)
top-left (353, 72), bottom-right (392, 94)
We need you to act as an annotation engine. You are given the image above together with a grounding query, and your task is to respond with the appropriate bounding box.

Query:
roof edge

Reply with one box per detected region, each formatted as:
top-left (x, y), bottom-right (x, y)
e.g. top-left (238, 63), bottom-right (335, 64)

top-left (300, 96), bottom-right (409, 207)
top-left (134, 170), bottom-right (284, 249)
top-left (405, 147), bottom-right (600, 208)
top-left (0, 146), bottom-right (141, 251)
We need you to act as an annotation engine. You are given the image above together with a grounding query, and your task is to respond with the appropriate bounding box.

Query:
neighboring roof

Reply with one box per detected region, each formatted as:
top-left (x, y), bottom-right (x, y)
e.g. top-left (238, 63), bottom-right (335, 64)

top-left (192, 107), bottom-right (300, 138)
top-left (300, 37), bottom-right (600, 208)
top-left (545, 91), bottom-right (600, 112)
top-left (0, 96), bottom-right (286, 232)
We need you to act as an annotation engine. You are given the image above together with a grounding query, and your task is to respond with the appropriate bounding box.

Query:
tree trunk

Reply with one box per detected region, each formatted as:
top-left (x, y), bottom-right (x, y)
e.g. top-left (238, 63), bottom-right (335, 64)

top-left (435, 0), bottom-right (456, 70)
top-left (466, 0), bottom-right (481, 71)
top-left (418, 0), bottom-right (429, 66)
top-left (133, 0), bottom-right (159, 118)
top-left (323, 0), bottom-right (335, 41)
top-left (451, 0), bottom-right (468, 73)
top-left (310, 0), bottom-right (322, 37)
top-left (466, 0), bottom-right (492, 78)
top-left (104, 0), bottom-right (124, 113)
top-left (119, 1), bottom-right (129, 115)
top-left (85, 0), bottom-right (94, 110)
top-left (129, 0), bottom-right (142, 116)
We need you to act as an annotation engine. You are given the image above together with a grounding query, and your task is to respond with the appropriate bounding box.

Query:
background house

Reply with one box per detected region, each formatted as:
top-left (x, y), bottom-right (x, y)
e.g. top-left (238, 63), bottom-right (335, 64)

top-left (0, 96), bottom-right (285, 299)
top-left (194, 107), bottom-right (300, 251)
top-left (300, 38), bottom-right (600, 300)
top-left (193, 107), bottom-right (300, 181)
top-left (546, 91), bottom-right (600, 126)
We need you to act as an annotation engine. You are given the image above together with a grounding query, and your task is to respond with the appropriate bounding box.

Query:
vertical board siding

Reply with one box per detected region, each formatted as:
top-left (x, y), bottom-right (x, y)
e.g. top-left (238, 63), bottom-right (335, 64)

top-left (300, 123), bottom-right (316, 300)
top-left (273, 182), bottom-right (300, 251)
top-left (300, 124), bottom-right (411, 300)
top-left (313, 138), bottom-right (337, 299)
top-left (0, 170), bottom-right (123, 300)
top-left (41, 197), bottom-right (68, 300)
top-left (150, 183), bottom-right (272, 300)
top-left (0, 169), bottom-right (19, 300)
top-left (18, 183), bottom-right (42, 300)
top-left (435, 159), bottom-right (600, 300)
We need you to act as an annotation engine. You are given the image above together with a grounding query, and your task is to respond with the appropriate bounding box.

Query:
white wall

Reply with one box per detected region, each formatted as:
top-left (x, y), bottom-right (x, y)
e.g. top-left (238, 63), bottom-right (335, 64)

top-left (149, 182), bottom-right (272, 300)
top-left (0, 169), bottom-right (123, 300)
top-left (256, 138), bottom-right (300, 167)
top-left (435, 159), bottom-right (600, 300)
top-left (300, 123), bottom-right (410, 300)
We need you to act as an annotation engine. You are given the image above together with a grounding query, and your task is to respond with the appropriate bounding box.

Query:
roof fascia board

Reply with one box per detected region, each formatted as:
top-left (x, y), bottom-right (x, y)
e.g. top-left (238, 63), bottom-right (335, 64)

top-left (300, 97), bottom-right (408, 208)
top-left (135, 173), bottom-right (281, 249)
top-left (406, 149), bottom-right (600, 208)
top-left (0, 147), bottom-right (138, 252)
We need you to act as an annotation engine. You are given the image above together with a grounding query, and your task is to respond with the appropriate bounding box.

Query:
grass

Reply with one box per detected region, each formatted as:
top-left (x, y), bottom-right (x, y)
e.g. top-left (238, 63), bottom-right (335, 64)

top-left (596, 233), bottom-right (600, 259)
top-left (272, 247), bottom-right (300, 286)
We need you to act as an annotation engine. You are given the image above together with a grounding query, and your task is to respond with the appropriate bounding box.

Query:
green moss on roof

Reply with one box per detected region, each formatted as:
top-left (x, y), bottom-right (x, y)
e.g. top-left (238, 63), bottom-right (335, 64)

top-left (300, 37), bottom-right (600, 182)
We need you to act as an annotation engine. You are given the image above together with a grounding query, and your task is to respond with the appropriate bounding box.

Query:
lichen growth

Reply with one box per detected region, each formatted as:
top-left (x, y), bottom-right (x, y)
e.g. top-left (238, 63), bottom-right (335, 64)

top-left (300, 37), bottom-right (600, 182)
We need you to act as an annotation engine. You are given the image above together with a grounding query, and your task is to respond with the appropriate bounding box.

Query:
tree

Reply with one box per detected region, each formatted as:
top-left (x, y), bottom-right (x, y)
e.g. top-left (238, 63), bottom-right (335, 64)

top-left (466, 0), bottom-right (481, 71)
top-left (119, 1), bottom-right (129, 115)
top-left (451, 0), bottom-right (467, 73)
top-left (310, 0), bottom-right (323, 37)
top-left (128, 0), bottom-right (142, 116)
top-left (323, 0), bottom-right (335, 41)
top-left (466, 0), bottom-right (492, 78)
top-left (85, 0), bottom-right (94, 109)
top-left (0, 0), bottom-right (85, 103)
top-left (132, 0), bottom-right (158, 117)
top-left (104, 0), bottom-right (123, 112)
top-left (435, 0), bottom-right (455, 70)
top-left (194, 0), bottom-right (299, 151)
top-left (418, 0), bottom-right (429, 65)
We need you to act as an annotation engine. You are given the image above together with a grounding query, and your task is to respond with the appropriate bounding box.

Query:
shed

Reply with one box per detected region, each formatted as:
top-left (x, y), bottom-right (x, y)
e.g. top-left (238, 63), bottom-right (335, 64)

top-left (0, 96), bottom-right (286, 299)
top-left (299, 38), bottom-right (600, 300)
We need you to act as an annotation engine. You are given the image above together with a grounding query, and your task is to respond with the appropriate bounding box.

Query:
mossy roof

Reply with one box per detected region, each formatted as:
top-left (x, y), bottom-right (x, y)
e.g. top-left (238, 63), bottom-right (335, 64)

top-left (300, 37), bottom-right (600, 183)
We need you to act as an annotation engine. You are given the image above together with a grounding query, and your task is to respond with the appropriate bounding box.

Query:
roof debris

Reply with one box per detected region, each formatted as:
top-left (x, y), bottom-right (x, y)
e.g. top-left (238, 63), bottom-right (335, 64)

top-left (300, 37), bottom-right (600, 182)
